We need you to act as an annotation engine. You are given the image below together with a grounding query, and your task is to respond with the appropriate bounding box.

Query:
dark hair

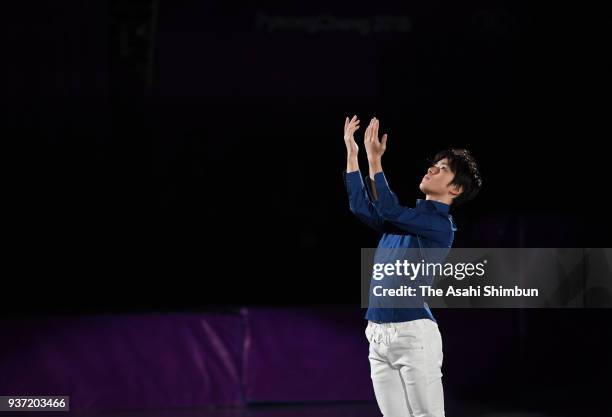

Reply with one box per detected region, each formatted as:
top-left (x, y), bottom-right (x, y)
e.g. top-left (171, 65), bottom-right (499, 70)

top-left (429, 148), bottom-right (482, 207)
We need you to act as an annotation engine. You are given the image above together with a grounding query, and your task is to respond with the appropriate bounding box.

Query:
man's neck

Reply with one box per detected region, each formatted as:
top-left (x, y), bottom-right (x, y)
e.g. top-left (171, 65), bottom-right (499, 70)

top-left (425, 194), bottom-right (453, 206)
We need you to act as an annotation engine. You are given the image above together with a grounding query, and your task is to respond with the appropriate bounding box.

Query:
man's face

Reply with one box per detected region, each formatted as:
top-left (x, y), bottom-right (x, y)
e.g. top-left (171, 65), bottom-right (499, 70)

top-left (419, 158), bottom-right (462, 200)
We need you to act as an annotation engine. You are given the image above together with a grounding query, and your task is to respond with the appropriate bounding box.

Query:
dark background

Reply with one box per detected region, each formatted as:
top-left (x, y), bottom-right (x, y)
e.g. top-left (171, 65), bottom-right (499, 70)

top-left (3, 1), bottom-right (611, 414)
top-left (4, 0), bottom-right (610, 312)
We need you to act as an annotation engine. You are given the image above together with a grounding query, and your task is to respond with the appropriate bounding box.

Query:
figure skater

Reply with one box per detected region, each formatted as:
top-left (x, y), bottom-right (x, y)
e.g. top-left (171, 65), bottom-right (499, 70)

top-left (342, 115), bottom-right (482, 417)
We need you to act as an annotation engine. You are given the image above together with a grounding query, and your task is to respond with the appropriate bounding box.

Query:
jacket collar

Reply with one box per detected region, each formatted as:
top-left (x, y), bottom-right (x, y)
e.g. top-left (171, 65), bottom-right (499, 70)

top-left (416, 198), bottom-right (451, 214)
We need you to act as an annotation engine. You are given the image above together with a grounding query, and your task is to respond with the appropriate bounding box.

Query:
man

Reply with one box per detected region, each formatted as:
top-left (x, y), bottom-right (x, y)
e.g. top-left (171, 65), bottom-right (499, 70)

top-left (342, 115), bottom-right (482, 417)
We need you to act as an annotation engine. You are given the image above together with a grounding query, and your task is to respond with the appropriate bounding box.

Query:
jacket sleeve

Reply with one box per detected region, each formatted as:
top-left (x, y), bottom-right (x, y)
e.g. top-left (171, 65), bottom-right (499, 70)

top-left (369, 171), bottom-right (452, 241)
top-left (343, 170), bottom-right (386, 233)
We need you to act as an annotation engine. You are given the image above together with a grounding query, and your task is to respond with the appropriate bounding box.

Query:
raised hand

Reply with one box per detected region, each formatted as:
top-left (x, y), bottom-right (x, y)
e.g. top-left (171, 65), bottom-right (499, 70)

top-left (364, 117), bottom-right (388, 162)
top-left (344, 115), bottom-right (361, 157)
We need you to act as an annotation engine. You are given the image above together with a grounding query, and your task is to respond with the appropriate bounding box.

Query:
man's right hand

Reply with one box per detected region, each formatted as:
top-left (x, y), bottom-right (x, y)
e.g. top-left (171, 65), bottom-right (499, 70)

top-left (344, 115), bottom-right (360, 158)
top-left (364, 117), bottom-right (388, 163)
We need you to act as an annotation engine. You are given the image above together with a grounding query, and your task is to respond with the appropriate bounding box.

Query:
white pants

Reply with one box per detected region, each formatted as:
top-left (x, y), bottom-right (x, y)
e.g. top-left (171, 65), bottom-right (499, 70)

top-left (365, 319), bottom-right (445, 417)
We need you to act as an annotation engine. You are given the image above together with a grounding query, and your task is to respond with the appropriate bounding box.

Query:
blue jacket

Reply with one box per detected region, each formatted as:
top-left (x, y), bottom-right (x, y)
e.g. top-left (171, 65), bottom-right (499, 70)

top-left (343, 170), bottom-right (457, 323)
